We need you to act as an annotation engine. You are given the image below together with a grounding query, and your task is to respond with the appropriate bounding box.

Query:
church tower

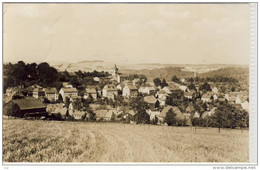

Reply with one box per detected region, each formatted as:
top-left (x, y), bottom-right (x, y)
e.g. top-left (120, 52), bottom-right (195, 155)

top-left (112, 64), bottom-right (118, 77)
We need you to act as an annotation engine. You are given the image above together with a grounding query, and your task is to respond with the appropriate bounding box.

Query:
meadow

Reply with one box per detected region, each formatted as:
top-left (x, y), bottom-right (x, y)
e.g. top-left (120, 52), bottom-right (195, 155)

top-left (3, 119), bottom-right (249, 162)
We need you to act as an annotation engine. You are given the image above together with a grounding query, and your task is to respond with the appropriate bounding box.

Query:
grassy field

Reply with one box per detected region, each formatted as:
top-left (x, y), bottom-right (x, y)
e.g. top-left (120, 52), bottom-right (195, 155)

top-left (3, 119), bottom-right (249, 162)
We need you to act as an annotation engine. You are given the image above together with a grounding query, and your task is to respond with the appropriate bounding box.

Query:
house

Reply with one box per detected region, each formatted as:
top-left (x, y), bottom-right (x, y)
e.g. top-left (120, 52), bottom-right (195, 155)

top-left (184, 91), bottom-right (193, 99)
top-left (179, 85), bottom-right (188, 92)
top-left (59, 87), bottom-right (78, 101)
top-left (156, 90), bottom-right (168, 106)
top-left (233, 104), bottom-right (243, 110)
top-left (146, 109), bottom-right (160, 121)
top-left (71, 110), bottom-right (85, 120)
top-left (45, 88), bottom-right (58, 101)
top-left (201, 92), bottom-right (213, 103)
top-left (5, 87), bottom-right (19, 97)
top-left (116, 83), bottom-right (125, 91)
top-left (142, 86), bottom-right (156, 95)
top-left (84, 86), bottom-right (98, 100)
top-left (33, 87), bottom-right (45, 98)
top-left (125, 110), bottom-right (136, 120)
top-left (193, 111), bottom-right (200, 118)
top-left (132, 78), bottom-right (140, 86)
top-left (104, 110), bottom-right (116, 121)
top-left (102, 84), bottom-right (118, 100)
top-left (93, 77), bottom-right (100, 82)
top-left (94, 109), bottom-right (108, 121)
top-left (225, 92), bottom-right (242, 104)
top-left (162, 83), bottom-right (181, 94)
top-left (158, 106), bottom-right (184, 123)
top-left (201, 107), bottom-right (216, 119)
top-left (4, 98), bottom-right (46, 116)
top-left (54, 107), bottom-right (68, 117)
top-left (218, 93), bottom-right (226, 102)
top-left (213, 94), bottom-right (218, 100)
top-left (122, 84), bottom-right (138, 98)
top-left (46, 103), bottom-right (64, 113)
top-left (241, 101), bottom-right (249, 112)
top-left (185, 103), bottom-right (195, 113)
top-left (144, 96), bottom-right (159, 110)
top-left (138, 84), bottom-right (150, 93)
top-left (62, 82), bottom-right (73, 88)
top-left (212, 87), bottom-right (219, 94)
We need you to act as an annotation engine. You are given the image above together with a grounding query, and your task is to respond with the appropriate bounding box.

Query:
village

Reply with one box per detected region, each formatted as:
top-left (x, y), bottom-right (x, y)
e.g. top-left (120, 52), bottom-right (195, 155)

top-left (3, 63), bottom-right (249, 128)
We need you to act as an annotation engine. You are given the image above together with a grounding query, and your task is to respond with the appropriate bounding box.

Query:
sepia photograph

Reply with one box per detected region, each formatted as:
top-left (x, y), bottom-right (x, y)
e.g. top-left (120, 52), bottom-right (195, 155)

top-left (2, 2), bottom-right (257, 165)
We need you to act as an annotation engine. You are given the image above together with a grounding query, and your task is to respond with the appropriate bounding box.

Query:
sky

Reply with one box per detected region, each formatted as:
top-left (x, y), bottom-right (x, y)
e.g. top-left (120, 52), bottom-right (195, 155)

top-left (3, 3), bottom-right (250, 65)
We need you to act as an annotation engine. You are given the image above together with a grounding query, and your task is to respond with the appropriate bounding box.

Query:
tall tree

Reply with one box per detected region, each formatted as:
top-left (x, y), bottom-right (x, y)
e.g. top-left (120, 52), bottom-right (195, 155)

top-left (153, 78), bottom-right (161, 87)
top-left (164, 108), bottom-right (177, 126)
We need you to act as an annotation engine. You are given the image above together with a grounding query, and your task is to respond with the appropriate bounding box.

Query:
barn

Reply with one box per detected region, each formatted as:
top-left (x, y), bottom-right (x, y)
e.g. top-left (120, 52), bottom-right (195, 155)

top-left (4, 98), bottom-right (46, 117)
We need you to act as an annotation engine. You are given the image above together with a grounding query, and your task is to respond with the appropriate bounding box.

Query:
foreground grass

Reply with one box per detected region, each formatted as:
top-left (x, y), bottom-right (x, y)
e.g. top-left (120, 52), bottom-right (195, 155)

top-left (3, 119), bottom-right (249, 162)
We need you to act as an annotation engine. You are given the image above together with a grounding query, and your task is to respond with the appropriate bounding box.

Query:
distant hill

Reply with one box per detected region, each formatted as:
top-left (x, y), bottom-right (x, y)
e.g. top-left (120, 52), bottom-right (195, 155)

top-left (50, 60), bottom-right (248, 84)
top-left (121, 67), bottom-right (194, 82)
top-left (199, 66), bottom-right (249, 85)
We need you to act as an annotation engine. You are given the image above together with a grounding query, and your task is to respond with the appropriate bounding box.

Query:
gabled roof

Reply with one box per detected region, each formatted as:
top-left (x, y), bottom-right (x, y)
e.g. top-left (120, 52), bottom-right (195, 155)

top-left (117, 83), bottom-right (125, 88)
top-left (95, 110), bottom-right (108, 118)
top-left (73, 110), bottom-right (85, 117)
top-left (86, 85), bottom-right (101, 91)
top-left (184, 91), bottom-right (193, 97)
top-left (157, 90), bottom-right (166, 95)
top-left (144, 96), bottom-right (158, 104)
top-left (105, 110), bottom-right (114, 118)
top-left (85, 88), bottom-right (97, 94)
top-left (62, 88), bottom-right (78, 93)
top-left (11, 98), bottom-right (46, 110)
top-left (185, 103), bottom-right (195, 113)
top-left (103, 84), bottom-right (117, 91)
top-left (54, 107), bottom-right (67, 115)
top-left (201, 92), bottom-right (212, 99)
top-left (33, 88), bottom-right (44, 92)
top-left (146, 86), bottom-right (155, 91)
top-left (125, 84), bottom-right (138, 90)
top-left (128, 110), bottom-right (136, 116)
top-left (159, 106), bottom-right (183, 119)
top-left (45, 88), bottom-right (58, 94)
top-left (165, 83), bottom-right (180, 91)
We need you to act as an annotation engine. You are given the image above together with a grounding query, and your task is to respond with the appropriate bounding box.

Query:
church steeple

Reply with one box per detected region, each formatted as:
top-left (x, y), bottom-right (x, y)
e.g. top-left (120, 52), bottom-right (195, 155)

top-left (114, 64), bottom-right (118, 74)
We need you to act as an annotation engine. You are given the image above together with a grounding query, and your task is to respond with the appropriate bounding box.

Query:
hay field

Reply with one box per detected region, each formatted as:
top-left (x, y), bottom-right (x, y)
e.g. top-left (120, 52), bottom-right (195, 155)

top-left (3, 119), bottom-right (249, 162)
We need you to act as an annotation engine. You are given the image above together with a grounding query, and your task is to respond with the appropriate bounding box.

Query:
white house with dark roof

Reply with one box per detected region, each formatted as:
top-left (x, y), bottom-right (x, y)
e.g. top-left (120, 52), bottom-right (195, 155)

top-left (102, 84), bottom-right (118, 100)
top-left (59, 87), bottom-right (78, 101)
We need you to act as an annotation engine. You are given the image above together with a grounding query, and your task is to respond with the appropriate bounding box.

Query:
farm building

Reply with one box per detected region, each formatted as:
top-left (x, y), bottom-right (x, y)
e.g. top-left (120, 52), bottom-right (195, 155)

top-left (158, 106), bottom-right (185, 123)
top-left (123, 84), bottom-right (138, 98)
top-left (4, 98), bottom-right (46, 116)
